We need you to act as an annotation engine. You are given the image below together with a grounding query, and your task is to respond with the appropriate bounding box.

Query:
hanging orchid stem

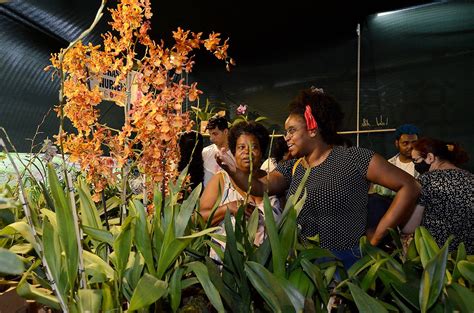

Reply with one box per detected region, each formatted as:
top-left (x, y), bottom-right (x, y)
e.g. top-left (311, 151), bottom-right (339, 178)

top-left (54, 0), bottom-right (107, 303)
top-left (0, 138), bottom-right (69, 312)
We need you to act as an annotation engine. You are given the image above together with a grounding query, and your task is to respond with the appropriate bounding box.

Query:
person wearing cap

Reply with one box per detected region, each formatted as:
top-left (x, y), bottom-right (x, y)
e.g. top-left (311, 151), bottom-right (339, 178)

top-left (202, 116), bottom-right (235, 187)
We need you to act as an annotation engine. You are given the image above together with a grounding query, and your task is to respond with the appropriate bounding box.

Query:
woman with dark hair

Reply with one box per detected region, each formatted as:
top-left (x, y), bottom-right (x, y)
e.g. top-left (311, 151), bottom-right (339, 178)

top-left (403, 137), bottom-right (473, 253)
top-left (200, 121), bottom-right (281, 246)
top-left (261, 136), bottom-right (290, 172)
top-left (178, 131), bottom-right (204, 190)
top-left (216, 87), bottom-right (420, 269)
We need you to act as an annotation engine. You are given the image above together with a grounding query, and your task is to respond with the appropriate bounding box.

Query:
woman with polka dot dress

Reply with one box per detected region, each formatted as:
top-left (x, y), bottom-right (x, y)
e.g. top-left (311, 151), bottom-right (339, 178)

top-left (216, 87), bottom-right (420, 269)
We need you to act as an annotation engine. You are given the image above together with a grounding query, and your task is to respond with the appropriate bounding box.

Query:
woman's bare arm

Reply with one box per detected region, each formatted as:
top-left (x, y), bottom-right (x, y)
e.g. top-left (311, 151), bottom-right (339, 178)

top-left (402, 204), bottom-right (425, 234)
top-left (366, 154), bottom-right (421, 245)
top-left (215, 148), bottom-right (288, 196)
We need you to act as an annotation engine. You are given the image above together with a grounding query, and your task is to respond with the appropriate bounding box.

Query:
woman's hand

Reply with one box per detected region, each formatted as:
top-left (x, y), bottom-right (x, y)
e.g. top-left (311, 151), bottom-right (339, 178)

top-left (216, 147), bottom-right (237, 174)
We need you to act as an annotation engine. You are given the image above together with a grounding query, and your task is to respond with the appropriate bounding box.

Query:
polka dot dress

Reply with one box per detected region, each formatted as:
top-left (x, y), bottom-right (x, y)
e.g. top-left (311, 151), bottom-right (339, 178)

top-left (276, 146), bottom-right (375, 250)
top-left (418, 169), bottom-right (473, 254)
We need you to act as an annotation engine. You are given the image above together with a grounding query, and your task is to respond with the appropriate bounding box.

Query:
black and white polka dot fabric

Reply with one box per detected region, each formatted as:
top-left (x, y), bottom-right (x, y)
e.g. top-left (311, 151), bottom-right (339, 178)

top-left (418, 169), bottom-right (473, 254)
top-left (276, 146), bottom-right (375, 250)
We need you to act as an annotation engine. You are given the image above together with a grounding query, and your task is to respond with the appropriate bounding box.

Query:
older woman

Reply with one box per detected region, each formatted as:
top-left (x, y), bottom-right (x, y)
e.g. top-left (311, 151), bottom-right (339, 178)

top-left (200, 121), bottom-right (281, 246)
top-left (403, 137), bottom-right (473, 254)
top-left (216, 88), bottom-right (420, 269)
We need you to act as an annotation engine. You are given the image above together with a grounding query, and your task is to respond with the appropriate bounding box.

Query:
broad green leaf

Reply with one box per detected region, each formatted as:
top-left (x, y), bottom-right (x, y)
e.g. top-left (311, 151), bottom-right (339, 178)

top-left (101, 283), bottom-right (116, 312)
top-left (128, 273), bottom-right (168, 311)
top-left (170, 267), bottom-right (185, 313)
top-left (178, 227), bottom-right (220, 239)
top-left (300, 259), bottom-right (328, 303)
top-left (42, 218), bottom-right (67, 297)
top-left (123, 252), bottom-right (145, 301)
top-left (47, 163), bottom-right (78, 291)
top-left (77, 178), bottom-right (102, 229)
top-left (278, 205), bottom-right (297, 262)
top-left (77, 289), bottom-right (102, 313)
top-left (446, 283), bottom-right (474, 313)
top-left (175, 184), bottom-right (202, 237)
top-left (419, 239), bottom-right (450, 313)
top-left (255, 116), bottom-right (267, 122)
top-left (245, 263), bottom-right (283, 313)
top-left (82, 225), bottom-right (114, 246)
top-left (187, 262), bottom-right (225, 313)
top-left (452, 243), bottom-right (466, 281)
top-left (0, 247), bottom-right (24, 275)
top-left (0, 221), bottom-right (39, 253)
top-left (347, 255), bottom-right (376, 277)
top-left (156, 237), bottom-right (192, 279)
top-left (457, 260), bottom-right (474, 284)
top-left (347, 282), bottom-right (388, 313)
top-left (246, 261), bottom-right (303, 312)
top-left (247, 206), bottom-right (259, 245)
top-left (132, 200), bottom-right (155, 276)
top-left (83, 250), bottom-right (115, 282)
top-left (263, 193), bottom-right (284, 278)
top-left (17, 262), bottom-right (60, 310)
top-left (9, 243), bottom-right (33, 254)
top-left (113, 216), bottom-right (133, 277)
top-left (361, 258), bottom-right (389, 291)
top-left (415, 227), bottom-right (439, 268)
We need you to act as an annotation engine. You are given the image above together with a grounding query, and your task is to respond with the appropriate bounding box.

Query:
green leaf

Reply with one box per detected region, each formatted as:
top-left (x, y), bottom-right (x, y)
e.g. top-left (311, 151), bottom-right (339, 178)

top-left (77, 289), bottom-right (102, 313)
top-left (419, 238), bottom-right (450, 313)
top-left (0, 221), bottom-right (39, 253)
top-left (361, 258), bottom-right (389, 291)
top-left (347, 282), bottom-right (388, 313)
top-left (82, 225), bottom-right (114, 246)
top-left (42, 218), bottom-right (67, 297)
top-left (83, 250), bottom-right (115, 282)
top-left (415, 227), bottom-right (439, 268)
top-left (77, 178), bottom-right (102, 229)
top-left (446, 283), bottom-right (474, 313)
top-left (132, 200), bottom-right (155, 276)
top-left (169, 268), bottom-right (185, 313)
top-left (128, 273), bottom-right (168, 311)
top-left (246, 261), bottom-right (303, 312)
top-left (113, 216), bottom-right (133, 277)
top-left (47, 163), bottom-right (78, 291)
top-left (187, 262), bottom-right (225, 313)
top-left (347, 255), bottom-right (376, 277)
top-left (0, 247), bottom-right (24, 275)
top-left (244, 263), bottom-right (283, 313)
top-left (263, 193), bottom-right (284, 278)
top-left (175, 184), bottom-right (202, 237)
top-left (255, 116), bottom-right (267, 122)
top-left (16, 261), bottom-right (60, 310)
top-left (457, 260), bottom-right (474, 284)
top-left (452, 243), bottom-right (466, 281)
top-left (156, 237), bottom-right (192, 279)
top-left (300, 259), bottom-right (328, 303)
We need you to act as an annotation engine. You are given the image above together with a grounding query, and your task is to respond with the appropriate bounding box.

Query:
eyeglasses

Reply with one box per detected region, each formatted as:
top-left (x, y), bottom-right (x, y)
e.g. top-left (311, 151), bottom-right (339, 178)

top-left (284, 127), bottom-right (300, 138)
top-left (412, 157), bottom-right (424, 164)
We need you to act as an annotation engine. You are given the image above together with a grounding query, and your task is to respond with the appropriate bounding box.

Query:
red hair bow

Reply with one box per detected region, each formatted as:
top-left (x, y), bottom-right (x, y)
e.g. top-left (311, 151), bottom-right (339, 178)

top-left (304, 105), bottom-right (318, 130)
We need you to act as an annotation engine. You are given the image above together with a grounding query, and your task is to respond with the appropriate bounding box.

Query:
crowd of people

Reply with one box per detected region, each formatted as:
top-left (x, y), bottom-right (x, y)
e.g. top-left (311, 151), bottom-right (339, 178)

top-left (178, 87), bottom-right (473, 267)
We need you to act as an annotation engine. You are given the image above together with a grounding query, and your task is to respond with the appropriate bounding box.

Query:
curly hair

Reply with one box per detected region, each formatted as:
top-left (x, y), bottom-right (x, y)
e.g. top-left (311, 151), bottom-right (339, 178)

top-left (288, 88), bottom-right (344, 144)
top-left (270, 136), bottom-right (289, 163)
top-left (178, 131), bottom-right (204, 188)
top-left (228, 121), bottom-right (270, 157)
top-left (413, 137), bottom-right (469, 166)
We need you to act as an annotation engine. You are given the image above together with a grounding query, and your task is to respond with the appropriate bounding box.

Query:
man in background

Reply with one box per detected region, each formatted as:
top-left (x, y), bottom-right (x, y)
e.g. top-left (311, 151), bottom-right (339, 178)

top-left (202, 116), bottom-right (234, 187)
top-left (367, 124), bottom-right (421, 241)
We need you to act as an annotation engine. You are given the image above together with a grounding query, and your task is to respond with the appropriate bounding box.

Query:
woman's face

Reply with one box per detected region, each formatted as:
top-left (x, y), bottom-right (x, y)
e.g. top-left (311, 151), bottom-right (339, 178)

top-left (234, 133), bottom-right (263, 172)
top-left (284, 114), bottom-right (312, 157)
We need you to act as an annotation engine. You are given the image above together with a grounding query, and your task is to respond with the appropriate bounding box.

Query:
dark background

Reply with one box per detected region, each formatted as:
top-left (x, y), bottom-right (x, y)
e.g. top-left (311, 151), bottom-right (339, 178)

top-left (1, 0), bottom-right (473, 170)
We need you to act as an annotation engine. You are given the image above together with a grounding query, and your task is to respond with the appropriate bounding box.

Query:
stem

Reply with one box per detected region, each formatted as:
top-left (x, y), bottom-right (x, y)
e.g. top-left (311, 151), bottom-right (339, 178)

top-left (101, 190), bottom-right (110, 231)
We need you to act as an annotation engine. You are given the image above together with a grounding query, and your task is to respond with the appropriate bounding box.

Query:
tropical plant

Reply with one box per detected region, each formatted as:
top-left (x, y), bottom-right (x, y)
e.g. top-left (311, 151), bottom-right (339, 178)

top-left (335, 227), bottom-right (474, 312)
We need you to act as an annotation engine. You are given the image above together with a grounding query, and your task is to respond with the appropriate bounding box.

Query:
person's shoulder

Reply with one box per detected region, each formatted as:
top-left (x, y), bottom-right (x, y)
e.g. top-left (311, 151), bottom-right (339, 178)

top-left (388, 154), bottom-right (399, 163)
top-left (202, 144), bottom-right (217, 156)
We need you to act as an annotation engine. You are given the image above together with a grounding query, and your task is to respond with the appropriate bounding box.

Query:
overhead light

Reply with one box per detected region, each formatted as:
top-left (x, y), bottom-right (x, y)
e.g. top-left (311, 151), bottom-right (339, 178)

top-left (376, 2), bottom-right (444, 17)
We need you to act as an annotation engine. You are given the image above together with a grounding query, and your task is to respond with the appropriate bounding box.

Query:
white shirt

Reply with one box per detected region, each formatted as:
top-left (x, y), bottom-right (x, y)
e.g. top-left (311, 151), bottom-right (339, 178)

top-left (202, 144), bottom-right (234, 187)
top-left (388, 153), bottom-right (419, 178)
top-left (260, 158), bottom-right (277, 173)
